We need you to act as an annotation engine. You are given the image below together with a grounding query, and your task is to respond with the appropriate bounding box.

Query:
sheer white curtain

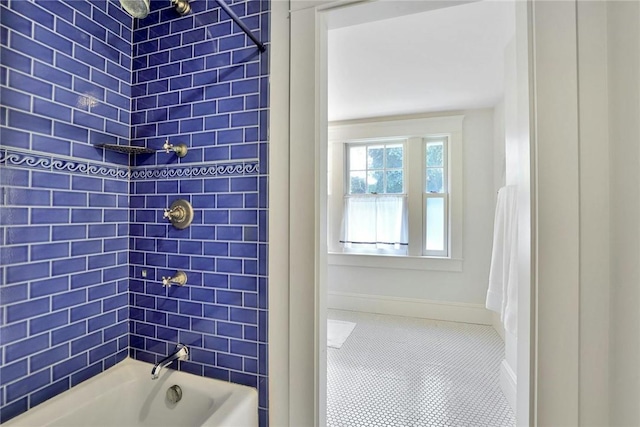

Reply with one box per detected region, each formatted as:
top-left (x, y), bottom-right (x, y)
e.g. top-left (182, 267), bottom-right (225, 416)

top-left (340, 195), bottom-right (408, 254)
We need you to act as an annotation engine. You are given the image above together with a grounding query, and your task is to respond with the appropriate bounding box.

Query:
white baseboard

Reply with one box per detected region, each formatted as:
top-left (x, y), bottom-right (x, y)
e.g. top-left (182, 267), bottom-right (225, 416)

top-left (499, 359), bottom-right (517, 412)
top-left (328, 291), bottom-right (493, 325)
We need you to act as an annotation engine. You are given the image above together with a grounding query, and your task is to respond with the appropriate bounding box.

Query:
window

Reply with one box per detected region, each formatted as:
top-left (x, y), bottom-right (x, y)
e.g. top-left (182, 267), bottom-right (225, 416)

top-left (328, 115), bottom-right (463, 268)
top-left (347, 142), bottom-right (404, 195)
top-left (341, 142), bottom-right (408, 255)
top-left (424, 138), bottom-right (448, 256)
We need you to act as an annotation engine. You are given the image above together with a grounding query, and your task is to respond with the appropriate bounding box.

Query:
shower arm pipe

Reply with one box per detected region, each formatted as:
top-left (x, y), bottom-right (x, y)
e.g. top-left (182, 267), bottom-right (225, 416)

top-left (214, 0), bottom-right (266, 52)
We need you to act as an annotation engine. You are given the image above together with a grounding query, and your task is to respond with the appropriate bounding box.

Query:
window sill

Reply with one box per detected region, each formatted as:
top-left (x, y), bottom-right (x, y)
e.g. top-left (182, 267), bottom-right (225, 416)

top-left (327, 252), bottom-right (463, 272)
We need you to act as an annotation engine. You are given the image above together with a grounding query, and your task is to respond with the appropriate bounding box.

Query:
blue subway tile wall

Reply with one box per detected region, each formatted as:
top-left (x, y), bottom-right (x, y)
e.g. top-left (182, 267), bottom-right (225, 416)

top-left (0, 0), bottom-right (133, 422)
top-left (1, 0), bottom-right (269, 424)
top-left (0, 149), bottom-right (130, 423)
top-left (1, 0), bottom-right (134, 161)
top-left (129, 0), bottom-right (269, 423)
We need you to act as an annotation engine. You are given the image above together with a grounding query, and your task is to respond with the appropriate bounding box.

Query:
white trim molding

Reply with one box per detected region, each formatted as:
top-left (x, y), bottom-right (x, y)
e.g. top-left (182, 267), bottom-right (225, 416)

top-left (328, 114), bottom-right (464, 141)
top-left (267, 0), bottom-right (291, 425)
top-left (500, 359), bottom-right (517, 412)
top-left (328, 291), bottom-right (493, 325)
top-left (328, 253), bottom-right (463, 272)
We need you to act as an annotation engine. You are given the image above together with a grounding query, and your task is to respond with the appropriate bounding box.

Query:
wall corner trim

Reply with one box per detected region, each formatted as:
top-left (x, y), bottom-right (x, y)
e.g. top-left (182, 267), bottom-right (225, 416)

top-left (500, 359), bottom-right (517, 412)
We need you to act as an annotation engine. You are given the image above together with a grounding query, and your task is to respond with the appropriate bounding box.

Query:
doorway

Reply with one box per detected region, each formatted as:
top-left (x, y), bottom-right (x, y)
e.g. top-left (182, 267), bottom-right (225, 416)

top-left (322, 1), bottom-right (526, 426)
top-left (273, 1), bottom-right (621, 425)
top-left (279, 2), bottom-right (531, 425)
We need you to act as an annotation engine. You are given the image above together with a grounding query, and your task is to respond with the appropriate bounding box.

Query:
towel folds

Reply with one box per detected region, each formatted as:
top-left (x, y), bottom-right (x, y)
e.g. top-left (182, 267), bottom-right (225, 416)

top-left (486, 185), bottom-right (518, 334)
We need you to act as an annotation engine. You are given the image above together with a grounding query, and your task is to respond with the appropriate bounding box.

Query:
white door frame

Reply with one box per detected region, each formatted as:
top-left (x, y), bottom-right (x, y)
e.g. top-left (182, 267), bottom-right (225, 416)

top-left (269, 0), bottom-right (589, 425)
top-left (286, 1), bottom-right (535, 424)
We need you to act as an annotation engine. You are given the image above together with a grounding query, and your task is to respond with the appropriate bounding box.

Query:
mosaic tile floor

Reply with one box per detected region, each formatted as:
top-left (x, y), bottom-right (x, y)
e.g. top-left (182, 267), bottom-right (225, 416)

top-left (327, 310), bottom-right (516, 427)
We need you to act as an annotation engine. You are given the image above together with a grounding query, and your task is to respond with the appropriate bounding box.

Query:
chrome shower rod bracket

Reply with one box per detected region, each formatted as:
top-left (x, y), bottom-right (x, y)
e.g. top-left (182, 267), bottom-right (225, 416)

top-left (214, 0), bottom-right (266, 52)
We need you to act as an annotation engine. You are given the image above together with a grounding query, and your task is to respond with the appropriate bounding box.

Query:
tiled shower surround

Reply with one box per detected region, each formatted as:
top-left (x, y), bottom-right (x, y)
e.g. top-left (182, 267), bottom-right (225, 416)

top-left (0, 0), bottom-right (269, 424)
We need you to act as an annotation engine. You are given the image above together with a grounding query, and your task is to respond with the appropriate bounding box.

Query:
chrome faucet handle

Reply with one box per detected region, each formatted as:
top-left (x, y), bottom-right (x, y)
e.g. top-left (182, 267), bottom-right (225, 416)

top-left (161, 271), bottom-right (187, 288)
top-left (162, 139), bottom-right (188, 157)
top-left (163, 207), bottom-right (175, 220)
top-left (164, 205), bottom-right (187, 222)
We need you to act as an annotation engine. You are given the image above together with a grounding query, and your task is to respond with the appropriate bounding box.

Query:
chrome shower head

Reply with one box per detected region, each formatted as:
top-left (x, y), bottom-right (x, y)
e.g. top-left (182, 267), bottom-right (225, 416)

top-left (119, 0), bottom-right (150, 18)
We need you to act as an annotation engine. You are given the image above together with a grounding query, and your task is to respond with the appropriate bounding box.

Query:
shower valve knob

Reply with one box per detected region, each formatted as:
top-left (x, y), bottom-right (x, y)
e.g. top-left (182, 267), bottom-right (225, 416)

top-left (163, 199), bottom-right (193, 229)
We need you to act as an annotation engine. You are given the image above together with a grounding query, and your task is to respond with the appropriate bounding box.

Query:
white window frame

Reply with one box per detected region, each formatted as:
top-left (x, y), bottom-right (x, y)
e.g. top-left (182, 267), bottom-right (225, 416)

top-left (423, 137), bottom-right (449, 257)
top-left (341, 139), bottom-right (408, 255)
top-left (328, 115), bottom-right (464, 271)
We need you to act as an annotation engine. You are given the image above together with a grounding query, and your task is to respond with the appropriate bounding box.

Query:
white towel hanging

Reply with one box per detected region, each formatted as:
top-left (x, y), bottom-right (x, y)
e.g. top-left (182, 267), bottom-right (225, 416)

top-left (486, 185), bottom-right (518, 334)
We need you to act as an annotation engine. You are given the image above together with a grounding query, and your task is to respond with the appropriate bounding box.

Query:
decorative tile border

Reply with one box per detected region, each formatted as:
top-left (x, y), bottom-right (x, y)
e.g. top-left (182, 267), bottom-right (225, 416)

top-left (0, 149), bottom-right (129, 179)
top-left (130, 162), bottom-right (259, 180)
top-left (0, 149), bottom-right (259, 180)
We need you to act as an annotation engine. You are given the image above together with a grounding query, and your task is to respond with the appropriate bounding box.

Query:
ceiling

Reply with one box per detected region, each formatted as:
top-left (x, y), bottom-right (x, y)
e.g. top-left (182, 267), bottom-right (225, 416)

top-left (327, 1), bottom-right (516, 122)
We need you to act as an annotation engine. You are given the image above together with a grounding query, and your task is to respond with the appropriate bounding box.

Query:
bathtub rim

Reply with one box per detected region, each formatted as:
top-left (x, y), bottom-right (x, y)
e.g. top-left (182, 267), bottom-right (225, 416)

top-left (2, 356), bottom-right (258, 427)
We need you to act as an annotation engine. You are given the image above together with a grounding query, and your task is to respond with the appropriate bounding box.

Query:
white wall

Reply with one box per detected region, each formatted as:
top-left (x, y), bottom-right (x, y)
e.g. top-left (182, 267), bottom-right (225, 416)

top-left (532, 2), bottom-right (581, 423)
top-left (608, 2), bottom-right (640, 425)
top-left (503, 39), bottom-right (519, 189)
top-left (499, 35), bottom-right (520, 413)
top-left (493, 100), bottom-right (506, 194)
top-left (267, 1), bottom-right (291, 425)
top-left (327, 109), bottom-right (495, 307)
top-left (577, 2), bottom-right (610, 425)
top-left (283, 5), bottom-right (321, 425)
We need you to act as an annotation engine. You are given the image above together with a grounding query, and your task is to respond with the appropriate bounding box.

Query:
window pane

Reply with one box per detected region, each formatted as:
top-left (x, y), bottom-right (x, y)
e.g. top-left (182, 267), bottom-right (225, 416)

top-left (367, 146), bottom-right (384, 169)
top-left (386, 170), bottom-right (403, 193)
top-left (385, 145), bottom-right (403, 168)
top-left (343, 196), bottom-right (407, 251)
top-left (349, 171), bottom-right (366, 194)
top-left (426, 168), bottom-right (444, 193)
top-left (367, 170), bottom-right (384, 193)
top-left (426, 142), bottom-right (444, 167)
top-left (426, 197), bottom-right (445, 252)
top-left (349, 146), bottom-right (366, 170)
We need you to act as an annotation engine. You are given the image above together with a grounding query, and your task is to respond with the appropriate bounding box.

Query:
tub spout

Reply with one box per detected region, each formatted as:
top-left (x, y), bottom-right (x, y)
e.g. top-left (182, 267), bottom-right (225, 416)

top-left (151, 344), bottom-right (189, 380)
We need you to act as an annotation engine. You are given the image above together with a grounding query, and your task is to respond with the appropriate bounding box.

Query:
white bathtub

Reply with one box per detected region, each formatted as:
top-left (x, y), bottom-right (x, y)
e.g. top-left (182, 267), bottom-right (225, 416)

top-left (4, 358), bottom-right (258, 427)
